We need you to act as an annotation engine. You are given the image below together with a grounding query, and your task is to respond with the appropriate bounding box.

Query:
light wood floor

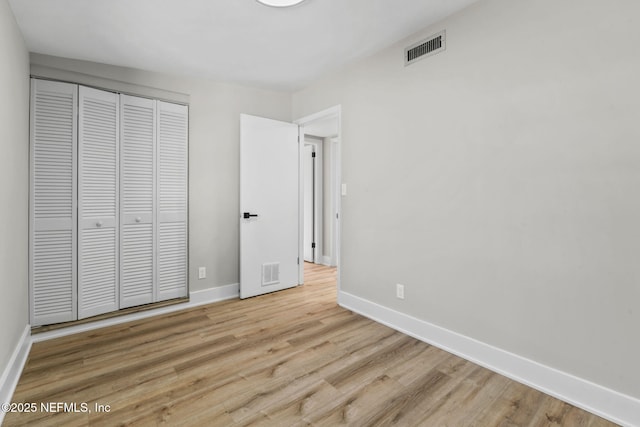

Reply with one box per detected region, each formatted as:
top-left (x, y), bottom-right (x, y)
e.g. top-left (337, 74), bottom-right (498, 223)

top-left (5, 263), bottom-right (616, 426)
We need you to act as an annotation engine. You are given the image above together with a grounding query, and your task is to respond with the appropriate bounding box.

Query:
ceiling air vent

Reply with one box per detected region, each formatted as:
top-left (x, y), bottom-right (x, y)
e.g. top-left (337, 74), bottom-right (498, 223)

top-left (405, 30), bottom-right (446, 66)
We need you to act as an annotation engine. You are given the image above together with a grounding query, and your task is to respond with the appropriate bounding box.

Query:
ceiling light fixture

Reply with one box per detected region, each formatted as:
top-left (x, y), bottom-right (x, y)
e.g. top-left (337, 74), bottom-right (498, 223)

top-left (256, 0), bottom-right (306, 7)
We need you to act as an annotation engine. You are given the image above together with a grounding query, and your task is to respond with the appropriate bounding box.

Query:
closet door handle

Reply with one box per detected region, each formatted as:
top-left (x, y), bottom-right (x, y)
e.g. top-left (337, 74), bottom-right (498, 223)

top-left (96, 221), bottom-right (103, 227)
top-left (135, 217), bottom-right (142, 223)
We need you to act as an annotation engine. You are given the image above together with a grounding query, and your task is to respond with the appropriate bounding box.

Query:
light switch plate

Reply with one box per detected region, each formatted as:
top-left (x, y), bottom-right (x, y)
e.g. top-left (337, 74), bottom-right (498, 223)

top-left (341, 183), bottom-right (347, 196)
top-left (198, 267), bottom-right (206, 279)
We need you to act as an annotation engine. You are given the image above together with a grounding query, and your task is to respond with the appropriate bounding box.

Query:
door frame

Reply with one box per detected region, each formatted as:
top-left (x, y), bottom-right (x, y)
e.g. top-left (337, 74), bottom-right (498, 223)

top-left (295, 105), bottom-right (342, 288)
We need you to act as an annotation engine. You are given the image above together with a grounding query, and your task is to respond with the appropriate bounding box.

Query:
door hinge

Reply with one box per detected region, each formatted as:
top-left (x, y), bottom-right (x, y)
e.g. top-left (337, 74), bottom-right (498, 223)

top-left (311, 242), bottom-right (316, 249)
top-left (297, 257), bottom-right (300, 264)
top-left (311, 152), bottom-right (316, 158)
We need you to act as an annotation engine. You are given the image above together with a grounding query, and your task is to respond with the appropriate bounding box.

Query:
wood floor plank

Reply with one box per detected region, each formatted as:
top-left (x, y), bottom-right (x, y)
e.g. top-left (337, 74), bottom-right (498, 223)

top-left (358, 369), bottom-right (454, 426)
top-left (3, 263), bottom-right (618, 426)
top-left (309, 374), bottom-right (405, 426)
top-left (257, 380), bottom-right (340, 424)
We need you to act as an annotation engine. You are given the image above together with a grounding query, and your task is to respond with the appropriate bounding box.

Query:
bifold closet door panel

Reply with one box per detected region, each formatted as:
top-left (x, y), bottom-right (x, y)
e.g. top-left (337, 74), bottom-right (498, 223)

top-left (78, 86), bottom-right (119, 319)
top-left (157, 101), bottom-right (188, 300)
top-left (120, 95), bottom-right (156, 308)
top-left (30, 79), bottom-right (78, 327)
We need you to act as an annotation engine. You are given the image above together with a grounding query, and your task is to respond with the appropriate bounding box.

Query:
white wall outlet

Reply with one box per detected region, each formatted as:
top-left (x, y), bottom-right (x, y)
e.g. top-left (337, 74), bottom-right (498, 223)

top-left (198, 267), bottom-right (206, 279)
top-left (396, 284), bottom-right (405, 299)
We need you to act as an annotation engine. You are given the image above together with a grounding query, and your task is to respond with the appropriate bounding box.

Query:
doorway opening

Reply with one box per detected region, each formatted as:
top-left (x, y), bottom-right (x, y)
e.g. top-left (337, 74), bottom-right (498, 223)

top-left (296, 106), bottom-right (341, 289)
top-left (238, 108), bottom-right (340, 299)
top-left (303, 138), bottom-right (322, 263)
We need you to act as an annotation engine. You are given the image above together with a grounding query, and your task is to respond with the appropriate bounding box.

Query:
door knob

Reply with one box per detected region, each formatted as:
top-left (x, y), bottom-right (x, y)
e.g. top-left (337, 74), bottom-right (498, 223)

top-left (96, 221), bottom-right (103, 227)
top-left (135, 217), bottom-right (142, 223)
top-left (243, 212), bottom-right (258, 219)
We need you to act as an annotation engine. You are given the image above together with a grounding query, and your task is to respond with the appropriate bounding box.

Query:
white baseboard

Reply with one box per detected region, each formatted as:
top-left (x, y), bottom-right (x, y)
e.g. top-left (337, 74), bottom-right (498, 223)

top-left (0, 325), bottom-right (32, 425)
top-left (33, 283), bottom-right (239, 343)
top-left (338, 290), bottom-right (640, 427)
top-left (189, 283), bottom-right (239, 306)
top-left (321, 256), bottom-right (334, 267)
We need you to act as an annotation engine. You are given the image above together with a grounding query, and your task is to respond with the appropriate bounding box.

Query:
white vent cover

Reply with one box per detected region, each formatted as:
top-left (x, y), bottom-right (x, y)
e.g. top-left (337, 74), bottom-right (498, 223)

top-left (405, 30), bottom-right (446, 66)
top-left (262, 262), bottom-right (280, 286)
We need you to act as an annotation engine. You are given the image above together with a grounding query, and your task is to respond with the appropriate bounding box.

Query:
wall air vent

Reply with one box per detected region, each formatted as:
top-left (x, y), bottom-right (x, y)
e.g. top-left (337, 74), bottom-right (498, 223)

top-left (405, 30), bottom-right (446, 66)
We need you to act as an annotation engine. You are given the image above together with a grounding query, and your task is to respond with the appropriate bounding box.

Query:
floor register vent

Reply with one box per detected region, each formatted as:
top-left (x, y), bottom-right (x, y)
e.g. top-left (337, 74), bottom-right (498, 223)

top-left (405, 30), bottom-right (446, 66)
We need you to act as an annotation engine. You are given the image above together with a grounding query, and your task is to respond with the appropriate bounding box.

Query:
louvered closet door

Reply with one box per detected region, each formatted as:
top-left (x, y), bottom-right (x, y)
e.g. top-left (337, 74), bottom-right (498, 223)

top-left (30, 79), bottom-right (78, 326)
top-left (157, 101), bottom-right (188, 300)
top-left (78, 87), bottom-right (119, 319)
top-left (120, 95), bottom-right (156, 308)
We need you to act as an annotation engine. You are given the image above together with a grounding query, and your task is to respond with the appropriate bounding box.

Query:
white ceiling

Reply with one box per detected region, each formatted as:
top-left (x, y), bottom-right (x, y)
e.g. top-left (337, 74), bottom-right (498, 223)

top-left (8, 0), bottom-right (478, 92)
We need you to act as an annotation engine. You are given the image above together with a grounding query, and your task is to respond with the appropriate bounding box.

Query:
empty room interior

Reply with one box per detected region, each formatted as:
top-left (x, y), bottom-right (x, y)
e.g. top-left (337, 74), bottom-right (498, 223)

top-left (1, 0), bottom-right (639, 425)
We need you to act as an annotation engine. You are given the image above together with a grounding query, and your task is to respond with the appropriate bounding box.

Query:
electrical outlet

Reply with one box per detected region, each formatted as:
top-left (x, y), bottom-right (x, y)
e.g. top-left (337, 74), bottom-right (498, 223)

top-left (198, 267), bottom-right (206, 279)
top-left (396, 284), bottom-right (404, 299)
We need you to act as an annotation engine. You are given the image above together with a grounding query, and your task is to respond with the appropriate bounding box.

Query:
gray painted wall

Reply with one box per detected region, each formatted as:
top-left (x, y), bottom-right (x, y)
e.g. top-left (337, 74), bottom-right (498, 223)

top-left (0, 0), bottom-right (29, 377)
top-left (293, 0), bottom-right (640, 400)
top-left (30, 54), bottom-right (292, 293)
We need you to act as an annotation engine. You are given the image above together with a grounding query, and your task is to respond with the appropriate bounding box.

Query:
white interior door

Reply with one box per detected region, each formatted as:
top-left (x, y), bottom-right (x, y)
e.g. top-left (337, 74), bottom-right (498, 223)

top-left (29, 79), bottom-right (78, 326)
top-left (240, 114), bottom-right (299, 299)
top-left (120, 94), bottom-right (156, 308)
top-left (157, 101), bottom-right (188, 300)
top-left (78, 86), bottom-right (119, 319)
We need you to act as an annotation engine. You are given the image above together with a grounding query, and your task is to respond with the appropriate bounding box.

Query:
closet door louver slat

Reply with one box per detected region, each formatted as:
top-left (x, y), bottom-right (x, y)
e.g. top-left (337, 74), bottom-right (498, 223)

top-left (78, 87), bottom-right (119, 319)
top-left (30, 80), bottom-right (78, 326)
top-left (120, 95), bottom-right (156, 308)
top-left (157, 102), bottom-right (188, 300)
